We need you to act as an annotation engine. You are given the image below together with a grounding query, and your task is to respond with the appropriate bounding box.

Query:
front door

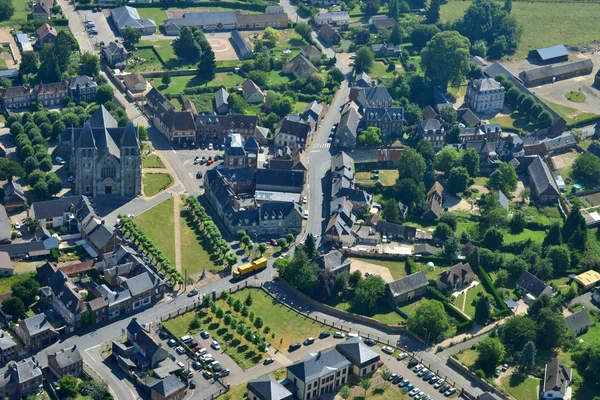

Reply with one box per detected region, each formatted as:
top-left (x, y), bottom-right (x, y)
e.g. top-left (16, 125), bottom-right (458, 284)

top-left (105, 185), bottom-right (112, 194)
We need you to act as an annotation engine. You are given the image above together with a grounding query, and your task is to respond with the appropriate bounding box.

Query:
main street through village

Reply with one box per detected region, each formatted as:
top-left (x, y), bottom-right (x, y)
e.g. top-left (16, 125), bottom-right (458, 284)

top-left (47, 1), bottom-right (490, 398)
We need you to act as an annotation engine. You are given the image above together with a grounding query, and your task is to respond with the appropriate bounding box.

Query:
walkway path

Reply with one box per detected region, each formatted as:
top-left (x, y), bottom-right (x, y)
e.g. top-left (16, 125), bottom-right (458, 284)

top-left (174, 194), bottom-right (182, 272)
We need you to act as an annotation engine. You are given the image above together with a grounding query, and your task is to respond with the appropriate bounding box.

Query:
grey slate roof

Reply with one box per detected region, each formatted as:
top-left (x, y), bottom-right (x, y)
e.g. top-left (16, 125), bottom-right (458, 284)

top-left (528, 156), bottom-right (559, 197)
top-left (470, 78), bottom-right (503, 92)
top-left (420, 119), bottom-right (442, 132)
top-left (22, 313), bottom-right (55, 337)
top-left (14, 358), bottom-right (42, 383)
top-left (354, 86), bottom-right (393, 109)
top-left (247, 374), bottom-right (293, 400)
top-left (497, 190), bottom-right (509, 210)
top-left (111, 6), bottom-right (156, 31)
top-left (215, 88), bottom-right (229, 109)
top-left (124, 271), bottom-right (160, 296)
top-left (536, 44), bottom-right (568, 61)
top-left (565, 309), bottom-right (591, 334)
top-left (230, 30), bottom-right (253, 60)
top-left (255, 169), bottom-right (305, 192)
top-left (335, 337), bottom-right (380, 367)
top-left (543, 358), bottom-right (571, 394)
top-left (517, 271), bottom-right (551, 298)
top-left (386, 271), bottom-right (428, 299)
top-left (414, 244), bottom-right (437, 256)
top-left (521, 59), bottom-right (593, 83)
top-left (315, 250), bottom-right (350, 273)
top-left (0, 331), bottom-right (16, 350)
top-left (287, 348), bottom-right (351, 382)
top-left (0, 205), bottom-right (10, 241)
top-left (50, 345), bottom-right (82, 369)
top-left (148, 374), bottom-right (185, 397)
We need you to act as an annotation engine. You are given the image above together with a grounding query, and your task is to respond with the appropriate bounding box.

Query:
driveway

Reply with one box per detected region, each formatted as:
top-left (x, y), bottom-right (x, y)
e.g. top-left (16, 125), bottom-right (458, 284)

top-left (570, 292), bottom-right (599, 311)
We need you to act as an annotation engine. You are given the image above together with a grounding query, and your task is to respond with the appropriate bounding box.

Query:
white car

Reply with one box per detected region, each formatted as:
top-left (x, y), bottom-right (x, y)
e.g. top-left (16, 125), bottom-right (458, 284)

top-left (16, 231), bottom-right (22, 238)
top-left (175, 346), bottom-right (185, 355)
top-left (303, 210), bottom-right (309, 219)
top-left (302, 196), bottom-right (307, 204)
top-left (208, 143), bottom-right (214, 150)
top-left (14, 222), bottom-right (20, 229)
top-left (382, 346), bottom-right (394, 354)
top-left (409, 388), bottom-right (420, 397)
top-left (397, 352), bottom-right (408, 361)
top-left (211, 341), bottom-right (220, 350)
top-left (55, 156), bottom-right (65, 164)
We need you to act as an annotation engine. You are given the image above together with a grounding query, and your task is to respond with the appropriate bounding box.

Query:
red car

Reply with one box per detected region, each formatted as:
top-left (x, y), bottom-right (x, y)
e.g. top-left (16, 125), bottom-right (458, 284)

top-left (192, 345), bottom-right (202, 352)
top-left (270, 238), bottom-right (278, 246)
top-left (207, 159), bottom-right (214, 166)
top-left (377, 360), bottom-right (384, 367)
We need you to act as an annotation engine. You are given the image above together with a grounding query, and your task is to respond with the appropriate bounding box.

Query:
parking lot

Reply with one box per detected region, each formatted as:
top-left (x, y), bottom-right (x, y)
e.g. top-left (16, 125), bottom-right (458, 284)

top-left (77, 8), bottom-right (118, 49)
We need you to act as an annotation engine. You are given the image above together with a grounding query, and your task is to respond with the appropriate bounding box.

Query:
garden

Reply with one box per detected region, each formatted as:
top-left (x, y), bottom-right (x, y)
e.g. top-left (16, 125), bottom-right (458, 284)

top-left (142, 172), bottom-right (173, 197)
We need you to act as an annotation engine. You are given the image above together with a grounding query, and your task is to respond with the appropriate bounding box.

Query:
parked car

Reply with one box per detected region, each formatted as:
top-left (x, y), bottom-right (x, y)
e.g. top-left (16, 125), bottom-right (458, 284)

top-left (270, 238), bottom-right (279, 246)
top-left (408, 359), bottom-right (419, 368)
top-left (288, 342), bottom-right (302, 351)
top-left (55, 156), bottom-right (65, 164)
top-left (192, 361), bottom-right (202, 370)
top-left (218, 369), bottom-right (230, 377)
top-left (207, 159), bottom-right (214, 166)
top-left (159, 331), bottom-right (168, 340)
top-left (439, 385), bottom-right (450, 393)
top-left (434, 379), bottom-right (445, 389)
top-left (382, 346), bottom-right (394, 354)
top-left (203, 370), bottom-right (213, 379)
top-left (397, 353), bottom-right (408, 361)
top-left (364, 338), bottom-right (376, 346)
top-left (398, 380), bottom-right (409, 388)
top-left (211, 341), bottom-right (220, 350)
top-left (417, 368), bottom-right (429, 377)
top-left (409, 388), bottom-right (420, 397)
top-left (389, 373), bottom-right (398, 382)
top-left (413, 364), bottom-right (424, 372)
top-left (494, 369), bottom-right (501, 377)
top-left (181, 336), bottom-right (193, 344)
top-left (167, 339), bottom-right (177, 347)
top-left (333, 332), bottom-right (345, 339)
top-left (428, 375), bottom-right (439, 384)
top-left (189, 380), bottom-right (196, 389)
top-left (200, 331), bottom-right (210, 339)
top-left (264, 358), bottom-right (274, 365)
top-left (403, 383), bottom-right (414, 392)
top-left (208, 143), bottom-right (213, 150)
top-left (14, 222), bottom-right (20, 229)
top-left (302, 195), bottom-right (307, 204)
top-left (319, 331), bottom-right (331, 339)
top-left (177, 362), bottom-right (185, 370)
top-left (184, 369), bottom-right (193, 378)
top-left (176, 346), bottom-right (185, 355)
top-left (303, 210), bottom-right (309, 219)
top-left (444, 388), bottom-right (457, 397)
top-left (304, 337), bottom-right (315, 345)
top-left (196, 171), bottom-right (203, 179)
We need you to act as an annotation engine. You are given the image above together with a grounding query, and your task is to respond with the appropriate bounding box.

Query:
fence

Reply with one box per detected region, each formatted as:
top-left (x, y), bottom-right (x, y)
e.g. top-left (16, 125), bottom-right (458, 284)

top-left (447, 358), bottom-right (511, 400)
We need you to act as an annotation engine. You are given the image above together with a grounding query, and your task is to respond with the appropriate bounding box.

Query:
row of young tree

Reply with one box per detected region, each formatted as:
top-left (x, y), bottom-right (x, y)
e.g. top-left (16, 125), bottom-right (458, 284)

top-left (495, 74), bottom-right (553, 128)
top-left (118, 215), bottom-right (184, 287)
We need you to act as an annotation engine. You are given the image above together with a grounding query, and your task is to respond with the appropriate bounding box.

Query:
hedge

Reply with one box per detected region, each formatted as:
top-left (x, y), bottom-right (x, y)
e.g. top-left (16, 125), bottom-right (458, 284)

top-left (474, 264), bottom-right (509, 315)
top-left (426, 286), bottom-right (473, 331)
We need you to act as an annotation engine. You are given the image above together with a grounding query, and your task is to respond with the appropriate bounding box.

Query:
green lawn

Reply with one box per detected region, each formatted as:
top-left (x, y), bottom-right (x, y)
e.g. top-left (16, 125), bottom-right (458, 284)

top-left (186, 93), bottom-right (215, 113)
top-left (149, 72), bottom-right (244, 95)
top-left (142, 154), bottom-right (165, 168)
top-left (0, 273), bottom-right (34, 295)
top-left (544, 99), bottom-right (600, 126)
top-left (491, 111), bottom-right (536, 132)
top-left (134, 198), bottom-right (176, 266)
top-left (503, 228), bottom-right (546, 244)
top-left (455, 348), bottom-right (479, 369)
top-left (143, 173), bottom-right (173, 197)
top-left (230, 288), bottom-right (334, 349)
top-left (330, 300), bottom-right (404, 326)
top-left (398, 297), bottom-right (430, 319)
top-left (356, 170), bottom-right (399, 187)
top-left (463, 283), bottom-right (486, 317)
top-left (566, 91), bottom-right (586, 103)
top-left (139, 39), bottom-right (175, 62)
top-left (264, 70), bottom-right (292, 87)
top-left (440, 0), bottom-right (600, 58)
top-left (0, 0), bottom-right (29, 27)
top-left (295, 101), bottom-right (309, 114)
top-left (368, 61), bottom-right (399, 80)
top-left (501, 374), bottom-right (540, 400)
top-left (180, 208), bottom-right (216, 276)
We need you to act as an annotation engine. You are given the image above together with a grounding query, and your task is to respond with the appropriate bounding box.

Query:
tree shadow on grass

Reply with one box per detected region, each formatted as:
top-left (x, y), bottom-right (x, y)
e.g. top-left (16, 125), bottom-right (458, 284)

top-left (244, 350), bottom-right (257, 360)
top-left (509, 372), bottom-right (527, 388)
top-left (217, 328), bottom-right (227, 336)
top-left (230, 339), bottom-right (241, 348)
top-left (208, 322), bottom-right (219, 330)
top-left (372, 387), bottom-right (385, 396)
top-left (237, 344), bottom-right (249, 353)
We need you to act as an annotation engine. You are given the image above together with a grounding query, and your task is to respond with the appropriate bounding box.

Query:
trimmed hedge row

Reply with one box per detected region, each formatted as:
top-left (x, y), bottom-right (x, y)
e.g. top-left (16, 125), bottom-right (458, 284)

top-left (474, 264), bottom-right (509, 316)
top-left (427, 286), bottom-right (473, 331)
top-left (566, 114), bottom-right (600, 129)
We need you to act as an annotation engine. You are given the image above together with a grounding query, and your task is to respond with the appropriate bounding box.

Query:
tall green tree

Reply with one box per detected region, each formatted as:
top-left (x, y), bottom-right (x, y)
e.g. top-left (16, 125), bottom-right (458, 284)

top-left (427, 0), bottom-right (441, 23)
top-left (198, 46), bottom-right (216, 80)
top-left (407, 300), bottom-right (450, 343)
top-left (352, 276), bottom-right (386, 314)
top-left (0, 0), bottom-right (15, 21)
top-left (462, 148), bottom-right (480, 177)
top-left (520, 341), bottom-right (536, 372)
top-left (476, 337), bottom-right (506, 374)
top-left (357, 126), bottom-right (382, 146)
top-left (122, 27), bottom-right (142, 51)
top-left (354, 47), bottom-right (374, 73)
top-left (573, 153), bottom-right (600, 188)
top-left (38, 52), bottom-right (61, 83)
top-left (398, 147), bottom-right (426, 181)
top-left (80, 52), bottom-right (100, 77)
top-left (474, 294), bottom-right (491, 324)
top-left (447, 166), bottom-right (470, 194)
top-left (421, 31), bottom-right (471, 91)
top-left (486, 162), bottom-right (518, 194)
top-left (382, 198), bottom-right (400, 223)
top-left (54, 31), bottom-right (78, 72)
top-left (174, 26), bottom-right (201, 61)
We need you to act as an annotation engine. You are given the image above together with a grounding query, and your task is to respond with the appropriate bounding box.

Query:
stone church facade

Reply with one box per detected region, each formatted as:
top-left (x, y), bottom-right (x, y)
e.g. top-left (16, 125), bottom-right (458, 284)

top-left (59, 106), bottom-right (142, 197)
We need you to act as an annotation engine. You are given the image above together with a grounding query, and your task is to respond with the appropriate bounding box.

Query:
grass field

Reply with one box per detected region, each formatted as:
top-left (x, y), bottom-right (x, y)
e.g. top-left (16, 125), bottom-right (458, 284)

top-left (129, 48), bottom-right (163, 73)
top-left (149, 72), bottom-right (244, 95)
top-left (143, 173), bottom-right (173, 197)
top-left (327, 298), bottom-right (405, 326)
top-left (180, 209), bottom-right (215, 276)
top-left (230, 288), bottom-right (333, 349)
top-left (0, 273), bottom-right (34, 294)
top-left (463, 283), bottom-right (486, 317)
top-left (501, 374), bottom-right (540, 400)
top-left (491, 111), bottom-right (536, 131)
top-left (142, 154), bottom-right (165, 168)
top-left (503, 228), bottom-right (546, 244)
top-left (398, 297), bottom-right (430, 319)
top-left (139, 39), bottom-right (175, 61)
top-left (0, 0), bottom-right (29, 27)
top-left (544, 99), bottom-right (600, 126)
top-left (369, 61), bottom-right (399, 80)
top-left (440, 1), bottom-right (600, 58)
top-left (566, 91), bottom-right (586, 103)
top-left (135, 198), bottom-right (176, 266)
top-left (455, 348), bottom-right (478, 368)
top-left (265, 70), bottom-right (292, 87)
top-left (295, 101), bottom-right (309, 114)
top-left (356, 170), bottom-right (399, 186)
top-left (186, 93), bottom-right (215, 113)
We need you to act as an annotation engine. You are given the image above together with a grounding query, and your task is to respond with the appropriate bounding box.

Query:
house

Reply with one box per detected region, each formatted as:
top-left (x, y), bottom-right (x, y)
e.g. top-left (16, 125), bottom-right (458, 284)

top-left (542, 359), bottom-right (572, 400)
top-left (0, 251), bottom-right (11, 277)
top-left (44, 269), bottom-right (89, 330)
top-left (31, 0), bottom-right (52, 19)
top-left (36, 23), bottom-right (57, 45)
top-left (242, 79), bottom-right (266, 104)
top-left (423, 182), bottom-right (443, 221)
top-left (126, 318), bottom-right (168, 369)
top-left (533, 44), bottom-right (569, 64)
top-left (0, 331), bottom-right (17, 364)
top-left (308, 0), bottom-right (341, 5)
top-left (370, 43), bottom-right (401, 58)
top-left (283, 54), bottom-right (319, 79)
top-left (459, 122), bottom-right (502, 143)
top-left (516, 271), bottom-right (553, 302)
top-left (301, 45), bottom-right (321, 62)
top-left (301, 100), bottom-right (326, 132)
top-left (315, 250), bottom-right (351, 275)
top-left (69, 75), bottom-right (97, 103)
top-left (354, 72), bottom-right (373, 88)
top-left (247, 374), bottom-right (293, 400)
top-left (525, 156), bottom-right (560, 204)
top-left (319, 24), bottom-right (341, 45)
top-left (148, 374), bottom-right (187, 400)
top-left (335, 337), bottom-right (380, 377)
top-left (351, 86), bottom-right (393, 110)
top-left (519, 59), bottom-right (593, 87)
top-left (413, 244), bottom-right (437, 256)
top-left (274, 116), bottom-right (312, 149)
top-left (146, 88), bottom-right (196, 143)
top-left (102, 42), bottom-right (130, 67)
top-left (335, 107), bottom-right (360, 148)
top-left (286, 349), bottom-right (351, 400)
top-left (230, 30), bottom-right (253, 60)
top-left (593, 287), bottom-right (600, 303)
top-left (17, 313), bottom-right (59, 351)
top-left (418, 119), bottom-right (445, 150)
top-left (0, 359), bottom-right (43, 398)
top-left (363, 107), bottom-right (404, 138)
top-left (457, 108), bottom-right (481, 127)
top-left (111, 6), bottom-right (156, 35)
top-left (541, 133), bottom-right (577, 155)
top-left (375, 221), bottom-right (416, 240)
top-left (369, 16), bottom-right (396, 29)
top-left (314, 11), bottom-right (350, 26)
top-left (48, 345), bottom-right (83, 378)
top-left (565, 309), bottom-right (591, 336)
top-left (438, 262), bottom-right (474, 290)
top-left (386, 271), bottom-right (428, 305)
top-left (162, 10), bottom-right (288, 35)
top-left (214, 88), bottom-right (229, 114)
top-left (122, 73), bottom-right (147, 97)
top-left (269, 147), bottom-right (308, 171)
top-left (265, 5), bottom-right (284, 13)
top-left (574, 270), bottom-right (600, 289)
top-left (3, 81), bottom-right (69, 109)
top-left (256, 169), bottom-right (305, 193)
top-left (31, 196), bottom-right (84, 229)
top-left (465, 78), bottom-right (505, 114)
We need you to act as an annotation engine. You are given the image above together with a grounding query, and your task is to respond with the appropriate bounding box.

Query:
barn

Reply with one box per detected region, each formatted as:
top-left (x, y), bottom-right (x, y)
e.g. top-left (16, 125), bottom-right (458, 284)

top-left (532, 44), bottom-right (569, 64)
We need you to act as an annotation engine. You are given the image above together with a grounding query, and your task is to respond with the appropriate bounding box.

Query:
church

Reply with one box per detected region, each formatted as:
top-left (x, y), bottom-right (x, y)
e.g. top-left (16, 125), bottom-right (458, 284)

top-left (59, 106), bottom-right (142, 197)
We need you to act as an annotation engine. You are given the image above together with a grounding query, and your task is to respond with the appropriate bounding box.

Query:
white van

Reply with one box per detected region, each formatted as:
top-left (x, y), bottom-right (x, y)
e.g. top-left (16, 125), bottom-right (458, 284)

top-left (181, 335), bottom-right (193, 343)
top-left (196, 348), bottom-right (207, 357)
top-left (177, 361), bottom-right (185, 370)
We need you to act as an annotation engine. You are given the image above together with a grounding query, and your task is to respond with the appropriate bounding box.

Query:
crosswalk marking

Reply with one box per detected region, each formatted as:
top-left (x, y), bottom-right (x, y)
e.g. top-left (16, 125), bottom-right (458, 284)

top-left (312, 143), bottom-right (331, 149)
